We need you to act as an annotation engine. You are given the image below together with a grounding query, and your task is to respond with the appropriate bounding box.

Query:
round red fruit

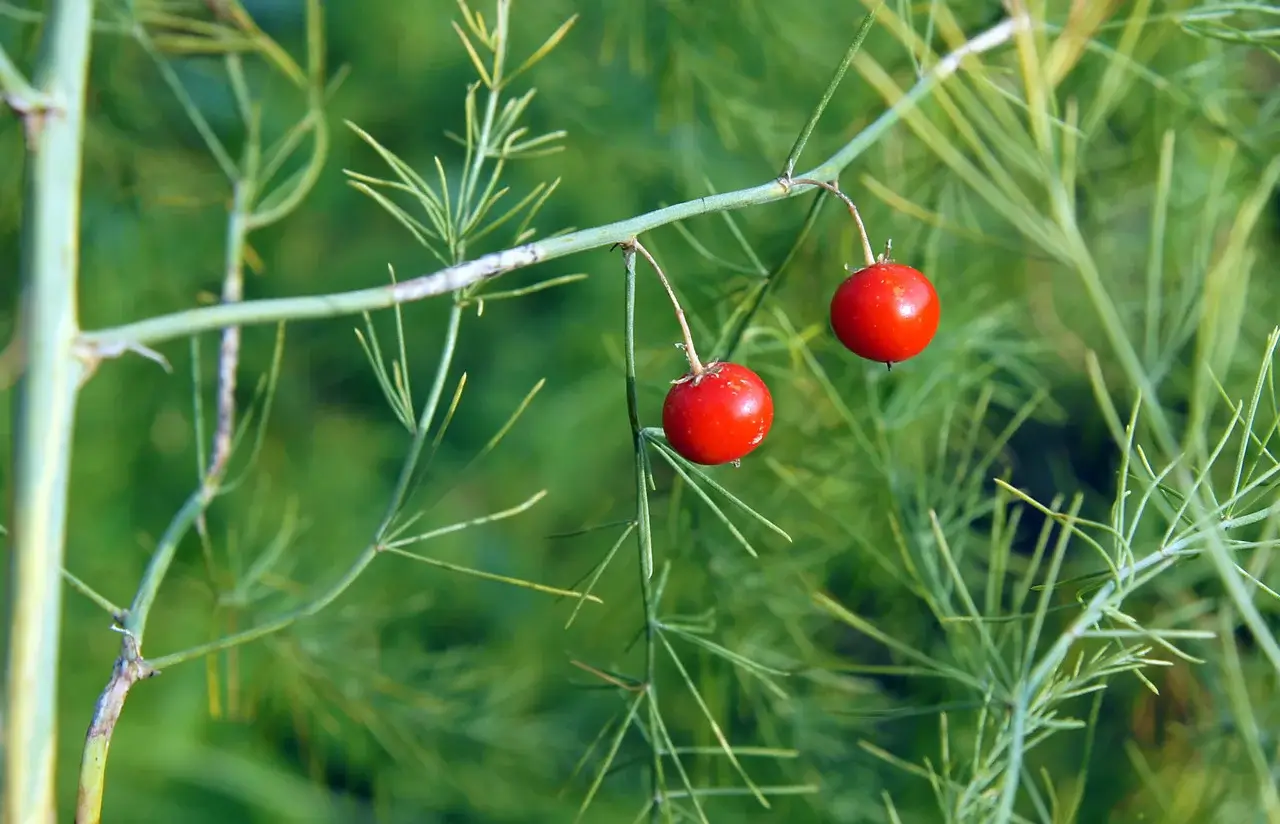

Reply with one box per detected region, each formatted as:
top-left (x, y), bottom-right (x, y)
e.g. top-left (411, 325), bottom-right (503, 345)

top-left (662, 362), bottom-right (774, 466)
top-left (830, 262), bottom-right (940, 365)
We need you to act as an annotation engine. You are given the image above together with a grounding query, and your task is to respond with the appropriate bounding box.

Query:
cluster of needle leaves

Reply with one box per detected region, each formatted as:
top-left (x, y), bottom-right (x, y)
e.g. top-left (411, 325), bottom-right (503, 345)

top-left (344, 2), bottom-right (573, 270)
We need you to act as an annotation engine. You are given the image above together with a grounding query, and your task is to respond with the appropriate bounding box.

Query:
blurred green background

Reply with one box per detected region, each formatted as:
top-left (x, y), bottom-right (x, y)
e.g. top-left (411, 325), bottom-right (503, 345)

top-left (3, 0), bottom-right (1280, 822)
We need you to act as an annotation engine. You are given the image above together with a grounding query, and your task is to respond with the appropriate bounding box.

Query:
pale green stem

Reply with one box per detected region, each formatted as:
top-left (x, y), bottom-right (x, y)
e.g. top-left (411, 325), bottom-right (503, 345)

top-left (78, 17), bottom-right (1025, 354)
top-left (244, 0), bottom-right (328, 231)
top-left (121, 182), bottom-right (255, 642)
top-left (122, 487), bottom-right (212, 639)
top-left (74, 305), bottom-right (463, 821)
top-left (5, 2), bottom-right (96, 822)
top-left (375, 301), bottom-right (464, 535)
top-left (77, 96), bottom-right (259, 824)
top-left (75, 291), bottom-right (238, 824)
top-left (209, 182), bottom-right (251, 478)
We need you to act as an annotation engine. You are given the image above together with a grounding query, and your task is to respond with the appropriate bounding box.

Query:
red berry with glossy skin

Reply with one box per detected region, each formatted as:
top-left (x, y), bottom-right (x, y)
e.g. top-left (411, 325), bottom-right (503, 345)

top-left (662, 362), bottom-right (774, 466)
top-left (829, 261), bottom-right (940, 365)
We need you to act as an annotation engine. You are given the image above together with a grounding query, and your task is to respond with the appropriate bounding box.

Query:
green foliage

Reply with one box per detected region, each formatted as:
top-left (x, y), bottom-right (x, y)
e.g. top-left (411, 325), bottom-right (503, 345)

top-left (3, 0), bottom-right (1280, 822)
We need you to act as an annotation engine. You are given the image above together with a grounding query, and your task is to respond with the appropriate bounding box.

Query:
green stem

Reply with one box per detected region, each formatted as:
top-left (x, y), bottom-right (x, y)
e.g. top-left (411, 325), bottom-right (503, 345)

top-left (718, 191), bottom-right (825, 362)
top-left (621, 247), bottom-right (661, 819)
top-left (5, 1), bottom-right (96, 821)
top-left (147, 300), bottom-right (465, 671)
top-left (78, 99), bottom-right (277, 824)
top-left (122, 181), bottom-right (256, 644)
top-left (78, 17), bottom-right (1024, 354)
top-left (144, 547), bottom-right (378, 669)
top-left (779, 5), bottom-right (878, 180)
top-left (244, 0), bottom-right (329, 231)
top-left (0, 40), bottom-right (52, 112)
top-left (376, 301), bottom-right (464, 536)
top-left (62, 567), bottom-right (126, 619)
top-left (459, 0), bottom-right (508, 229)
top-left (209, 182), bottom-right (252, 478)
top-left (789, 177), bottom-right (875, 267)
top-left (629, 239), bottom-right (704, 375)
top-left (123, 488), bottom-right (211, 638)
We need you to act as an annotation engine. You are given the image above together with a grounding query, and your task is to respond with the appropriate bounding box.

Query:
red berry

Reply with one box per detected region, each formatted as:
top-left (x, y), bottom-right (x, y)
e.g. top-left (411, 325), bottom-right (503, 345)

top-left (830, 261), bottom-right (940, 365)
top-left (662, 362), bottom-right (774, 466)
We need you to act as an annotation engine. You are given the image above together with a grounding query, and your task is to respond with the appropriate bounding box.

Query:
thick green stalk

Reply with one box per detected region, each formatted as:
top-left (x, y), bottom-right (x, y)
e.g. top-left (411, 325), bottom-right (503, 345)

top-left (5, 1), bottom-right (96, 822)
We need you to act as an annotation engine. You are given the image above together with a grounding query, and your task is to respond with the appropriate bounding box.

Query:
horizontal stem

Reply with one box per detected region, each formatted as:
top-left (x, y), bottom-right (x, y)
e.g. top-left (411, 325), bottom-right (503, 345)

top-left (79, 17), bottom-right (1023, 352)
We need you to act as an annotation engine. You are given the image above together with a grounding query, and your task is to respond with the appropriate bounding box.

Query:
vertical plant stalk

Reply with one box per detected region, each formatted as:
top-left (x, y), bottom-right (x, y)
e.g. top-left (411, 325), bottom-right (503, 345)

top-left (4, 2), bottom-right (96, 822)
top-left (619, 244), bottom-right (662, 819)
top-left (74, 176), bottom-right (254, 824)
top-left (75, 7), bottom-right (332, 814)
